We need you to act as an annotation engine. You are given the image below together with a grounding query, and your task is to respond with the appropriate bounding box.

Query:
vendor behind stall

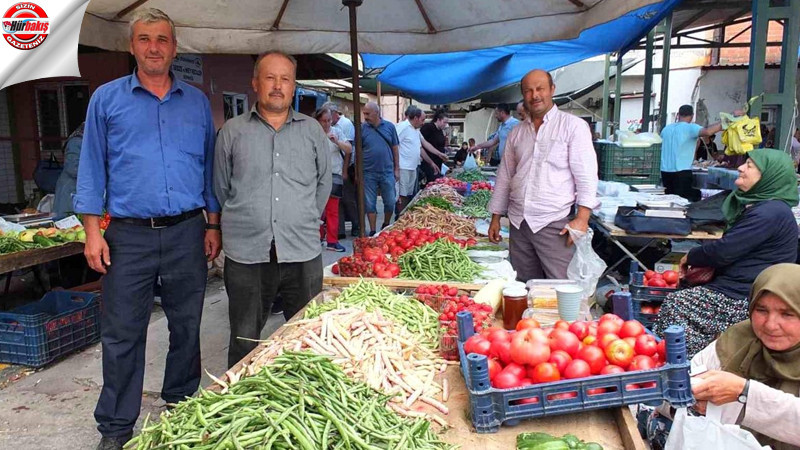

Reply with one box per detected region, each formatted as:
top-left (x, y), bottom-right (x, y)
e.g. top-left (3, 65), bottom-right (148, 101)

top-left (660, 105), bottom-right (721, 201)
top-left (653, 149), bottom-right (799, 356)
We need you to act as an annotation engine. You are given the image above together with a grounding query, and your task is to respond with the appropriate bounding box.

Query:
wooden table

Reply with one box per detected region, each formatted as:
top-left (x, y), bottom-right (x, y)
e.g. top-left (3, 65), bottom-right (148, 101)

top-left (223, 287), bottom-right (647, 450)
top-left (592, 217), bottom-right (722, 274)
top-left (0, 242), bottom-right (84, 275)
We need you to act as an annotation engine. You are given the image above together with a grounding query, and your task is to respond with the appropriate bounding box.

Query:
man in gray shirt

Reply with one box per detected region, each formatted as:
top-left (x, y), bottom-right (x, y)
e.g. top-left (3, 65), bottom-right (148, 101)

top-left (214, 51), bottom-right (331, 366)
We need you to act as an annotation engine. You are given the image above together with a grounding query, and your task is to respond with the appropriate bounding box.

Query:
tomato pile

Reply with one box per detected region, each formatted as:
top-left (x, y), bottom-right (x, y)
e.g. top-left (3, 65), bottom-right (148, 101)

top-left (642, 269), bottom-right (679, 288)
top-left (470, 181), bottom-right (493, 191)
top-left (462, 314), bottom-right (666, 392)
top-left (336, 229), bottom-right (477, 278)
top-left (640, 303), bottom-right (662, 315)
top-left (428, 177), bottom-right (467, 190)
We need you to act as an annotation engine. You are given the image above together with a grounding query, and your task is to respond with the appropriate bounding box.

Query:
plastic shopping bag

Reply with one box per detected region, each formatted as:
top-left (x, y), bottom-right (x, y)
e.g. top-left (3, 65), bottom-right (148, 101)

top-left (566, 226), bottom-right (606, 298)
top-left (665, 406), bottom-right (769, 450)
top-left (464, 153), bottom-right (478, 169)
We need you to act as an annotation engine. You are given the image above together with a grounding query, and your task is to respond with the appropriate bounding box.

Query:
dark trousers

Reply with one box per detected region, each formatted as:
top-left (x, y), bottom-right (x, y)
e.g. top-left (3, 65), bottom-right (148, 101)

top-left (339, 175), bottom-right (360, 235)
top-left (420, 161), bottom-right (442, 186)
top-left (661, 170), bottom-right (699, 202)
top-left (224, 250), bottom-right (322, 367)
top-left (95, 214), bottom-right (207, 437)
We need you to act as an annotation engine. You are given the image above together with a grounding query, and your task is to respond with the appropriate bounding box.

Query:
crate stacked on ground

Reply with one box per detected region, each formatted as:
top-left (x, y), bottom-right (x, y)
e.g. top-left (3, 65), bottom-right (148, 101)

top-left (455, 311), bottom-right (692, 433)
top-left (594, 141), bottom-right (662, 186)
top-left (627, 270), bottom-right (678, 328)
top-left (0, 291), bottom-right (101, 367)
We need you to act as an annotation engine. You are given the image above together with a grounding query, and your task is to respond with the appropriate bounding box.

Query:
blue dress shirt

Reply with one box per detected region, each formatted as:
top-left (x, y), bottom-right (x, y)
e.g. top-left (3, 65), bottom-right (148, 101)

top-left (74, 72), bottom-right (220, 218)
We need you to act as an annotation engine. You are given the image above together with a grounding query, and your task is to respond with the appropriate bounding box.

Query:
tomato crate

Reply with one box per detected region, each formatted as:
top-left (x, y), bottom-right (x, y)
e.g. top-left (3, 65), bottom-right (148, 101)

top-left (0, 291), bottom-right (102, 367)
top-left (455, 311), bottom-right (693, 433)
top-left (627, 272), bottom-right (678, 328)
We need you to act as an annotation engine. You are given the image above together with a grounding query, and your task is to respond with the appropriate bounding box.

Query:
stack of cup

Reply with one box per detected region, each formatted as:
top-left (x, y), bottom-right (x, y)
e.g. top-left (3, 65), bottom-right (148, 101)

top-left (555, 285), bottom-right (583, 321)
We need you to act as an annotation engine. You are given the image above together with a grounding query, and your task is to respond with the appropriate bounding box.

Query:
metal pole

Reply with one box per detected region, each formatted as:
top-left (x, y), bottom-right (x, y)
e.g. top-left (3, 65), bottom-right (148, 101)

top-left (601, 53), bottom-right (611, 139)
top-left (657, 14), bottom-right (673, 133)
top-left (641, 30), bottom-right (655, 132)
top-left (344, 0), bottom-right (365, 237)
top-left (613, 56), bottom-right (622, 137)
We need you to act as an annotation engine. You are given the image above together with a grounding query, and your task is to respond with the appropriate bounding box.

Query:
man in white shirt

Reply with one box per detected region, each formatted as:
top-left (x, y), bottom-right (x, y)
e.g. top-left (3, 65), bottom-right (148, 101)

top-left (395, 105), bottom-right (441, 214)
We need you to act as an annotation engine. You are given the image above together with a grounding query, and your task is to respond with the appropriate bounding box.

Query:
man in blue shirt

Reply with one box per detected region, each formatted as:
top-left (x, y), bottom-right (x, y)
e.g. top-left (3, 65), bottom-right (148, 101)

top-left (360, 101), bottom-right (399, 235)
top-left (73, 9), bottom-right (220, 450)
top-left (660, 104), bottom-right (721, 201)
top-left (470, 103), bottom-right (520, 166)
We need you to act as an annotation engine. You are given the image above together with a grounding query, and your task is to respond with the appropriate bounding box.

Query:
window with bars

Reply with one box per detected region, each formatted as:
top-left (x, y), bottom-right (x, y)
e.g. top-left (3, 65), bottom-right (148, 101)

top-left (34, 83), bottom-right (89, 158)
top-left (223, 93), bottom-right (248, 121)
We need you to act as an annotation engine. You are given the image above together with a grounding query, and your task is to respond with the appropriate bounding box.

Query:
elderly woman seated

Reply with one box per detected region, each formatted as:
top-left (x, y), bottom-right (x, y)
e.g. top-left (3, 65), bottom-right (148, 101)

top-left (688, 263), bottom-right (800, 449)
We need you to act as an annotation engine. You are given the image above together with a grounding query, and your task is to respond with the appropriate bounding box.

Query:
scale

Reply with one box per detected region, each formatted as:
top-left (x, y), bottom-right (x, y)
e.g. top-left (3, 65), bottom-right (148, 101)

top-left (1, 212), bottom-right (56, 228)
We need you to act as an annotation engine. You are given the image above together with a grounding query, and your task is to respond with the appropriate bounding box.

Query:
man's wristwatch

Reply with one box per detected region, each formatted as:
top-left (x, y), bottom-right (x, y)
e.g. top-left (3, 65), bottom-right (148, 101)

top-left (737, 379), bottom-right (750, 404)
top-left (205, 223), bottom-right (221, 231)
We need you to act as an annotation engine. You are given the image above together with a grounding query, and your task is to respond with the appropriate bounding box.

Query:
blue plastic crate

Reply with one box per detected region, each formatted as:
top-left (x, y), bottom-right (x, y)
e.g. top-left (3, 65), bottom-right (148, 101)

top-left (455, 311), bottom-right (692, 433)
top-left (625, 271), bottom-right (678, 328)
top-left (0, 291), bottom-right (101, 367)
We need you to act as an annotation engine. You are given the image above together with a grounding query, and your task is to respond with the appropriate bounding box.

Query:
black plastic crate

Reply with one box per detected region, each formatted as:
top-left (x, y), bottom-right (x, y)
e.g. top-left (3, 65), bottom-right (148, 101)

top-left (627, 271), bottom-right (677, 328)
top-left (0, 291), bottom-right (101, 367)
top-left (595, 142), bottom-right (662, 186)
top-left (455, 311), bottom-right (693, 433)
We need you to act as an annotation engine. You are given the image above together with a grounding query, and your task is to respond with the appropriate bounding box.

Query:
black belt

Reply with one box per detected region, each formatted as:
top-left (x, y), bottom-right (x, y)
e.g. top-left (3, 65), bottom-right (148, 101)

top-left (113, 208), bottom-right (203, 229)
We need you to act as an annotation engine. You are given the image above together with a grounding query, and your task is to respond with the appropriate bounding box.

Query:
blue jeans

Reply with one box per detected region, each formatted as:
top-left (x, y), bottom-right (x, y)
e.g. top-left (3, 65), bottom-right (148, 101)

top-left (363, 170), bottom-right (396, 215)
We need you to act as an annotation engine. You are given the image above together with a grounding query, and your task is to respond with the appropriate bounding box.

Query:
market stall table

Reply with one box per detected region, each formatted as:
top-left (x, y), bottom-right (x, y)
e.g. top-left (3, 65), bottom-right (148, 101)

top-left (0, 242), bottom-right (85, 306)
top-left (221, 287), bottom-right (647, 450)
top-left (591, 217), bottom-right (723, 275)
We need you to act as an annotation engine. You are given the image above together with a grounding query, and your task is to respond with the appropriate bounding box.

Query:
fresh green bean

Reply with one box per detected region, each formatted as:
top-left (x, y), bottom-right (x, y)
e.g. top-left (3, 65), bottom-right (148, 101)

top-left (398, 239), bottom-right (483, 282)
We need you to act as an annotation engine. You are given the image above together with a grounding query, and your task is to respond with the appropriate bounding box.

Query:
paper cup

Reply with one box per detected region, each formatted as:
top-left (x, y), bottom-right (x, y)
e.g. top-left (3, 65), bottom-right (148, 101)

top-left (555, 285), bottom-right (583, 321)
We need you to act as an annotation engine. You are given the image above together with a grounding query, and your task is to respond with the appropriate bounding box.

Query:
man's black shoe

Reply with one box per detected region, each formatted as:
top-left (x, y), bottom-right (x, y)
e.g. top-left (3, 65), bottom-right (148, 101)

top-left (271, 297), bottom-right (284, 316)
top-left (96, 433), bottom-right (132, 450)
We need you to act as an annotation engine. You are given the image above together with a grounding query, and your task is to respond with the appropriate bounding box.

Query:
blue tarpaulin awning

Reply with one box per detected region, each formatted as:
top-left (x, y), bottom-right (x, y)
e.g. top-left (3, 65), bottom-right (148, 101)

top-left (361, 0), bottom-right (683, 104)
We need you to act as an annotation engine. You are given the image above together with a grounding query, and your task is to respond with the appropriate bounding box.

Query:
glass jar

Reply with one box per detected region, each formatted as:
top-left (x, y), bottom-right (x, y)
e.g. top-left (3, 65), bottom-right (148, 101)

top-left (502, 286), bottom-right (528, 330)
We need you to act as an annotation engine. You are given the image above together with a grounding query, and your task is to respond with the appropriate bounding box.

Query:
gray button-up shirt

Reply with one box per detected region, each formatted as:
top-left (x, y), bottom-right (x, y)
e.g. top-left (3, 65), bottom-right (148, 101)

top-left (214, 107), bottom-right (331, 264)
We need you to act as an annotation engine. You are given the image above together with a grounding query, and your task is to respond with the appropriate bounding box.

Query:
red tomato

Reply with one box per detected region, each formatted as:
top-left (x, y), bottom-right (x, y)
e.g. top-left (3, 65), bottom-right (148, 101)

top-left (577, 345), bottom-right (607, 375)
top-left (619, 320), bottom-right (646, 339)
top-left (634, 334), bottom-right (658, 357)
top-left (515, 318), bottom-right (540, 331)
top-left (644, 270), bottom-right (657, 280)
top-left (548, 329), bottom-right (580, 357)
top-left (529, 362), bottom-right (561, 384)
top-left (502, 362), bottom-right (526, 379)
top-left (604, 339), bottom-right (634, 368)
top-left (597, 320), bottom-right (621, 336)
top-left (662, 270), bottom-right (679, 285)
top-left (486, 329), bottom-right (511, 344)
top-left (373, 262), bottom-right (386, 273)
top-left (487, 358), bottom-right (502, 381)
top-left (597, 333), bottom-right (620, 349)
top-left (387, 264), bottom-right (400, 277)
top-left (331, 264), bottom-right (339, 275)
top-left (568, 321), bottom-right (590, 340)
top-left (489, 340), bottom-right (513, 365)
top-left (656, 340), bottom-right (667, 361)
top-left (376, 270), bottom-right (394, 279)
top-left (447, 287), bottom-right (459, 297)
top-left (587, 387), bottom-right (607, 395)
top-left (563, 359), bottom-right (591, 379)
top-left (588, 322), bottom-right (598, 337)
top-left (548, 392), bottom-right (578, 401)
top-left (640, 305), bottom-right (655, 315)
top-left (492, 370), bottom-right (521, 389)
top-left (648, 278), bottom-right (667, 288)
top-left (510, 339), bottom-right (550, 366)
top-left (548, 350), bottom-right (572, 374)
top-left (583, 335), bottom-right (598, 346)
top-left (513, 327), bottom-right (548, 345)
top-left (553, 320), bottom-right (570, 330)
top-left (464, 335), bottom-right (491, 356)
top-left (628, 355), bottom-right (656, 372)
top-left (600, 364), bottom-right (625, 375)
top-left (622, 337), bottom-right (637, 348)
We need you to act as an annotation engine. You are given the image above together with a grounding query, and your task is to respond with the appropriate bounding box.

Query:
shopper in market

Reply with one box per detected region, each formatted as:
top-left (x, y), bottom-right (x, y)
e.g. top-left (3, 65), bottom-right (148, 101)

top-left (395, 105), bottom-right (440, 215)
top-left (660, 104), bottom-right (722, 201)
top-left (487, 69), bottom-right (599, 281)
top-left (516, 100), bottom-right (527, 122)
top-left (314, 106), bottom-right (351, 252)
top-left (645, 263), bottom-right (800, 449)
top-left (652, 149), bottom-right (799, 357)
top-left (360, 101), bottom-right (399, 235)
top-left (74, 9), bottom-right (221, 450)
top-left (214, 51), bottom-right (330, 368)
top-left (469, 103), bottom-right (520, 166)
top-left (323, 101), bottom-right (359, 238)
top-left (53, 122), bottom-right (84, 216)
top-left (419, 109), bottom-right (450, 182)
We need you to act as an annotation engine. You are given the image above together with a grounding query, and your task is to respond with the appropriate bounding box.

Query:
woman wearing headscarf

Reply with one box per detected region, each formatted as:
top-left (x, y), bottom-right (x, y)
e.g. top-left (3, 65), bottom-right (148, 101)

top-left (653, 149), bottom-right (799, 356)
top-left (689, 263), bottom-right (800, 449)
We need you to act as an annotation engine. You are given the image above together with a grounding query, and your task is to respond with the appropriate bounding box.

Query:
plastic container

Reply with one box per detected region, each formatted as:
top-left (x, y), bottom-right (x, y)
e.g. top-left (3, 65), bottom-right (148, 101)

top-left (502, 286), bottom-right (528, 330)
top-left (455, 311), bottom-right (693, 433)
top-left (555, 285), bottom-right (583, 321)
top-left (595, 141), bottom-right (662, 186)
top-left (0, 291), bottom-right (102, 367)
top-left (626, 271), bottom-right (678, 328)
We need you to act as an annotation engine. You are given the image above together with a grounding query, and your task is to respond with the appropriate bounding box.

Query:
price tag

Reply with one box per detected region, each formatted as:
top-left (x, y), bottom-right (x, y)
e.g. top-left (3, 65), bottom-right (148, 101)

top-left (55, 215), bottom-right (82, 230)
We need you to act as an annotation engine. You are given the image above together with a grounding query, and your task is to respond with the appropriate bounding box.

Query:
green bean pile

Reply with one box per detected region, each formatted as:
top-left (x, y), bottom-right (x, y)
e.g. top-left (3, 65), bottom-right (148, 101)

top-left (411, 196), bottom-right (455, 212)
top-left (304, 280), bottom-right (440, 349)
top-left (126, 353), bottom-right (455, 450)
top-left (462, 190), bottom-right (492, 209)
top-left (0, 236), bottom-right (33, 254)
top-left (398, 239), bottom-right (483, 283)
top-left (457, 205), bottom-right (490, 219)
top-left (452, 169), bottom-right (486, 182)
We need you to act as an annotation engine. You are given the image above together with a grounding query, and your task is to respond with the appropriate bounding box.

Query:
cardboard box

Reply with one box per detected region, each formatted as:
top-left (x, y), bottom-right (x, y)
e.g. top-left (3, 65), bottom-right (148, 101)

top-left (655, 252), bottom-right (686, 273)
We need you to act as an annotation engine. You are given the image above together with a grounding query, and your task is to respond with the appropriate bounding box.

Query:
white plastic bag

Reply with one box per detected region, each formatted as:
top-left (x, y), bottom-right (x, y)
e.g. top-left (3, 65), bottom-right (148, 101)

top-left (464, 153), bottom-right (478, 169)
top-left (665, 406), bottom-right (769, 450)
top-left (566, 226), bottom-right (606, 298)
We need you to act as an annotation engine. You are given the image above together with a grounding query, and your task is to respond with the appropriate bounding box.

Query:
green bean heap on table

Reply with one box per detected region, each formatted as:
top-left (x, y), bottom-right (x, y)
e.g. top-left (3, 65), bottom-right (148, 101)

top-left (398, 239), bottom-right (484, 283)
top-left (452, 169), bottom-right (487, 182)
top-left (126, 352), bottom-right (456, 450)
top-left (305, 280), bottom-right (440, 349)
top-left (411, 196), bottom-right (455, 212)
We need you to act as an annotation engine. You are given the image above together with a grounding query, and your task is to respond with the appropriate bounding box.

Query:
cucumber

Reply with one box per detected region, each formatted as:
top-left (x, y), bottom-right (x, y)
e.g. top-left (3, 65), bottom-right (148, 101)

top-left (32, 234), bottom-right (56, 248)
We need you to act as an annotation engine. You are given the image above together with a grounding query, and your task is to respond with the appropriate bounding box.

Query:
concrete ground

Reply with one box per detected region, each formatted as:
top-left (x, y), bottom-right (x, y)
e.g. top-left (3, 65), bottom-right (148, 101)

top-left (0, 234), bottom-right (356, 450)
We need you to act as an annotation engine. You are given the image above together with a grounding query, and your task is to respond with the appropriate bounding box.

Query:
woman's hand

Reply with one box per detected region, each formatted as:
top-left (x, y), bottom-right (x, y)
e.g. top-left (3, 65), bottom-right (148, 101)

top-left (692, 370), bottom-right (747, 406)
